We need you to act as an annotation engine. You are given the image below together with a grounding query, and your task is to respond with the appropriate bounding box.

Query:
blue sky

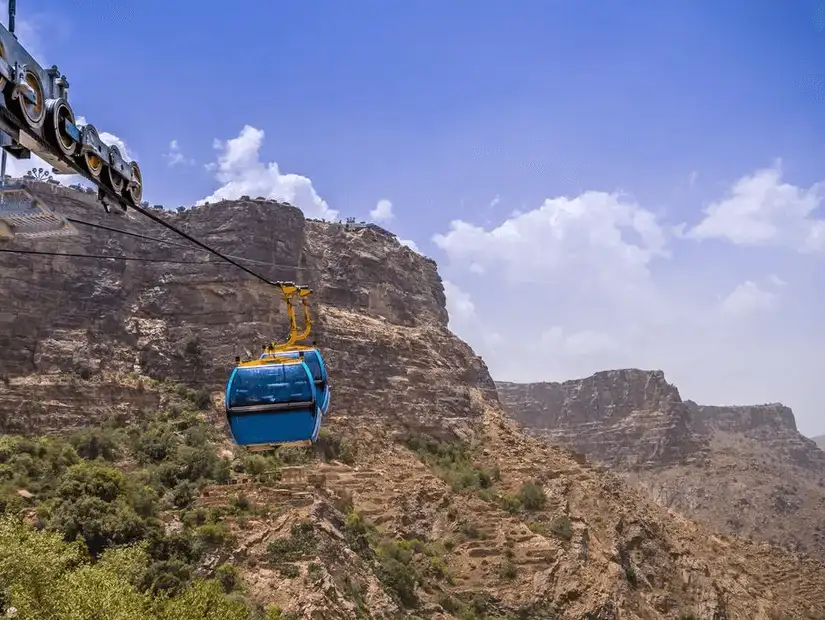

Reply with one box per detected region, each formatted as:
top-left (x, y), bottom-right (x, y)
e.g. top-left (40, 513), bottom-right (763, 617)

top-left (9, 1), bottom-right (825, 435)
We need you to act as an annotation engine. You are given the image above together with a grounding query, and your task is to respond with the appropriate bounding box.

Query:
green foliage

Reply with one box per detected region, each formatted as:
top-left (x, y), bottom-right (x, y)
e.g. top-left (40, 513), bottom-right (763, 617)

top-left (0, 516), bottom-right (250, 619)
top-left (376, 540), bottom-right (420, 608)
top-left (373, 537), bottom-right (455, 608)
top-left (459, 520), bottom-right (485, 540)
top-left (0, 401), bottom-right (243, 606)
top-left (405, 435), bottom-right (497, 494)
top-left (549, 515), bottom-right (573, 540)
top-left (342, 510), bottom-right (377, 555)
top-left (47, 461), bottom-right (155, 557)
top-left (277, 563), bottom-right (300, 578)
top-left (518, 481), bottom-right (546, 511)
top-left (69, 427), bottom-right (124, 461)
top-left (267, 520), bottom-right (317, 564)
top-left (0, 385), bottom-right (355, 617)
top-left (498, 560), bottom-right (517, 580)
top-left (315, 429), bottom-right (356, 464)
top-left (497, 481), bottom-right (547, 515)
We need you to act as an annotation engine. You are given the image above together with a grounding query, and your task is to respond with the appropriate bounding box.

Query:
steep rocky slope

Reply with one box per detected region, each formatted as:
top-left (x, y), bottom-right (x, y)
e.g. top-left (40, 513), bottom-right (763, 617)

top-left (497, 372), bottom-right (825, 562)
top-left (0, 181), bottom-right (491, 436)
top-left (2, 181), bottom-right (825, 619)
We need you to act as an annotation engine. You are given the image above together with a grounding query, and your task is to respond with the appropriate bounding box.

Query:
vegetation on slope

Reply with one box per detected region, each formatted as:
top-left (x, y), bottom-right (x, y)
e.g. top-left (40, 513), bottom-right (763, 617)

top-left (0, 380), bottom-right (351, 619)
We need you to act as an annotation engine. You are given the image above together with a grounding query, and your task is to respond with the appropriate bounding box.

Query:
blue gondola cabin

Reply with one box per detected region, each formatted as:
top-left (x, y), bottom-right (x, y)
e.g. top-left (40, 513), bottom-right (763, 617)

top-left (225, 358), bottom-right (323, 450)
top-left (262, 347), bottom-right (330, 415)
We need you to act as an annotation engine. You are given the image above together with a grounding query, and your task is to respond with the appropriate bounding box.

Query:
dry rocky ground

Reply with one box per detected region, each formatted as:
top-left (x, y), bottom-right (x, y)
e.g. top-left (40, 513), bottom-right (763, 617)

top-left (497, 371), bottom-right (825, 563)
top-left (1, 181), bottom-right (824, 618)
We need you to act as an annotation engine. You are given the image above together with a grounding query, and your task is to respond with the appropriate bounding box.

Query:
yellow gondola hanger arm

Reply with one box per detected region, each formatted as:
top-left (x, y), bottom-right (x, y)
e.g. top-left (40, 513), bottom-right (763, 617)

top-left (294, 286), bottom-right (313, 342)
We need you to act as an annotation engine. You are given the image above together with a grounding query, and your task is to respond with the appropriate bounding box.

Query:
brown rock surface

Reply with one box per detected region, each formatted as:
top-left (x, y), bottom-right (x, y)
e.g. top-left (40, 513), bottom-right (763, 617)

top-left (497, 371), bottom-right (825, 562)
top-left (2, 181), bottom-right (825, 618)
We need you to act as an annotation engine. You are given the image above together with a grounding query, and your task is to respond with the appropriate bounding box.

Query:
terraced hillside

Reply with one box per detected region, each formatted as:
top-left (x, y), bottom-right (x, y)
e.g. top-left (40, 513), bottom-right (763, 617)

top-left (497, 372), bottom-right (825, 562)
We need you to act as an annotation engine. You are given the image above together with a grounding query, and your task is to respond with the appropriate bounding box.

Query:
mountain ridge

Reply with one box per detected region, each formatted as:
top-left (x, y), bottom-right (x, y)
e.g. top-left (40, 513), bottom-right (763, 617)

top-left (496, 370), bottom-right (825, 562)
top-left (1, 181), bottom-right (825, 618)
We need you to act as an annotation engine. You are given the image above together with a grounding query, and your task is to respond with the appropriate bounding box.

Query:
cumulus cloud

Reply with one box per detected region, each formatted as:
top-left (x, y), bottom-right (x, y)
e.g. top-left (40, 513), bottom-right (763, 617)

top-left (443, 280), bottom-right (476, 323)
top-left (197, 125), bottom-right (338, 219)
top-left (435, 163), bottom-right (825, 435)
top-left (719, 280), bottom-right (776, 317)
top-left (370, 199), bottom-right (394, 222)
top-left (686, 161), bottom-right (825, 251)
top-left (398, 238), bottom-right (421, 253)
top-left (164, 140), bottom-right (194, 167)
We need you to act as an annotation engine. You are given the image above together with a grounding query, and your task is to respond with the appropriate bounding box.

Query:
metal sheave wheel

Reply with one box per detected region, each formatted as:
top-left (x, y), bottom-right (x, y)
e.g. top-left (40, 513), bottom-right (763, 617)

top-left (46, 98), bottom-right (78, 157)
top-left (105, 145), bottom-right (125, 194)
top-left (80, 124), bottom-right (103, 178)
top-left (125, 161), bottom-right (142, 205)
top-left (14, 67), bottom-right (45, 129)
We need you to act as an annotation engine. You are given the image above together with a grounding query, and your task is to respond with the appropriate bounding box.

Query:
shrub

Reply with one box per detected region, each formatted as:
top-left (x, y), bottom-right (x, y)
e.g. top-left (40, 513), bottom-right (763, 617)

top-left (405, 435), bottom-right (496, 494)
top-left (267, 521), bottom-right (317, 563)
top-left (518, 481), bottom-right (546, 511)
top-left (550, 515), bottom-right (573, 541)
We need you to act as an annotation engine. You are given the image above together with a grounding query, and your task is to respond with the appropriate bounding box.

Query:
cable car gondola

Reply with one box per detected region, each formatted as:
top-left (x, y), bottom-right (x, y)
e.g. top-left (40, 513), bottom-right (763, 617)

top-left (261, 346), bottom-right (330, 415)
top-left (225, 283), bottom-right (331, 451)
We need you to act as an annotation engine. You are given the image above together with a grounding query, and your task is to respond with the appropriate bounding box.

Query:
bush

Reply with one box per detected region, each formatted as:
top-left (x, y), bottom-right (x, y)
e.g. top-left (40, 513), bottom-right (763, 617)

top-left (48, 461), bottom-right (157, 557)
top-left (70, 428), bottom-right (123, 461)
top-left (498, 560), bottom-right (517, 580)
top-left (0, 516), bottom-right (250, 619)
top-left (518, 481), bottom-right (546, 511)
top-left (377, 542), bottom-right (419, 608)
top-left (405, 435), bottom-right (496, 494)
top-left (267, 521), bottom-right (317, 563)
top-left (343, 510), bottom-right (376, 554)
top-left (315, 429), bottom-right (356, 464)
top-left (215, 563), bottom-right (238, 593)
top-left (0, 397), bottom-right (246, 605)
top-left (550, 515), bottom-right (573, 540)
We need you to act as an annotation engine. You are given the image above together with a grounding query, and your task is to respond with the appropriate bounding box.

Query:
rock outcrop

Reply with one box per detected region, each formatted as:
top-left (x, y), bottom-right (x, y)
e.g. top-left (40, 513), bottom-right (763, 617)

top-left (497, 371), bottom-right (825, 562)
top-left (2, 181), bottom-right (825, 619)
top-left (496, 369), bottom-right (708, 469)
top-left (0, 181), bottom-right (493, 436)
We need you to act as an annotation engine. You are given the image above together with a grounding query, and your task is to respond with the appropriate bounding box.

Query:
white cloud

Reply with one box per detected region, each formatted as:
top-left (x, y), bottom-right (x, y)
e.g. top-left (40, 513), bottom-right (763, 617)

top-left (435, 163), bottom-right (825, 435)
top-left (398, 238), bottom-right (420, 253)
top-left (433, 190), bottom-right (669, 325)
top-left (685, 161), bottom-right (825, 251)
top-left (165, 140), bottom-right (194, 167)
top-left (197, 125), bottom-right (338, 220)
top-left (719, 280), bottom-right (776, 317)
top-left (370, 199), bottom-right (394, 222)
top-left (443, 280), bottom-right (476, 323)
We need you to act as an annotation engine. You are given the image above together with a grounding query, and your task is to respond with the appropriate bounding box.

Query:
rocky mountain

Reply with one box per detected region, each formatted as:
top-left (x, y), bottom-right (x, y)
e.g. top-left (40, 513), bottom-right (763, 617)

top-left (2, 180), bottom-right (825, 619)
top-left (497, 371), bottom-right (825, 562)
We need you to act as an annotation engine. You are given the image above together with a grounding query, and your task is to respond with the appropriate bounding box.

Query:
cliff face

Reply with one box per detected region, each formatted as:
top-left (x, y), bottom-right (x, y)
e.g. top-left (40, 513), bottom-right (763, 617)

top-left (496, 369), bottom-right (708, 469)
top-left (0, 181), bottom-right (493, 435)
top-left (497, 372), bottom-right (825, 561)
top-left (2, 181), bottom-right (825, 619)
